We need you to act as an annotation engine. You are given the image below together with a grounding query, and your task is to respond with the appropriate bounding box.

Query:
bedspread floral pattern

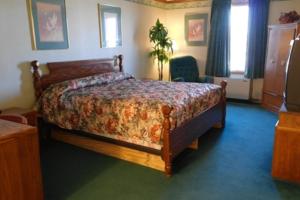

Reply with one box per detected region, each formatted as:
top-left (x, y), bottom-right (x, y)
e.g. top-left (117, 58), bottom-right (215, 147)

top-left (40, 72), bottom-right (222, 149)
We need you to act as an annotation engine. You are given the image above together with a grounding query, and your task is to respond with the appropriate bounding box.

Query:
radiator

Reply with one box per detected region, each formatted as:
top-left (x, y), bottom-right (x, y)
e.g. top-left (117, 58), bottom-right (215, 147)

top-left (214, 75), bottom-right (251, 100)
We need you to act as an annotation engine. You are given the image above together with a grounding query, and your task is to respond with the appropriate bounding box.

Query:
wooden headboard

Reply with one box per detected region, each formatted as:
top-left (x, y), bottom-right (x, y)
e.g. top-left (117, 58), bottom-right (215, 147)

top-left (31, 55), bottom-right (123, 99)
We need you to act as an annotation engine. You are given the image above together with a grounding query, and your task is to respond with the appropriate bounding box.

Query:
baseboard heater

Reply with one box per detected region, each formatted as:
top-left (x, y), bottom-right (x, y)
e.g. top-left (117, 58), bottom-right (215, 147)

top-left (214, 76), bottom-right (251, 100)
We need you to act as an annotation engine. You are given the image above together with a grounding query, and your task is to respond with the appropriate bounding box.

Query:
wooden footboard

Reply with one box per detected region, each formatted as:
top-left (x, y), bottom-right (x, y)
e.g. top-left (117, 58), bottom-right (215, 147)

top-left (161, 81), bottom-right (227, 175)
top-left (161, 106), bottom-right (173, 175)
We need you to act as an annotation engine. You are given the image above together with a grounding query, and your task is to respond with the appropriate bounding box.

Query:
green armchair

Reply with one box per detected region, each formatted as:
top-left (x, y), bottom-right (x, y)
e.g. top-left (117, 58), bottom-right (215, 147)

top-left (169, 56), bottom-right (213, 83)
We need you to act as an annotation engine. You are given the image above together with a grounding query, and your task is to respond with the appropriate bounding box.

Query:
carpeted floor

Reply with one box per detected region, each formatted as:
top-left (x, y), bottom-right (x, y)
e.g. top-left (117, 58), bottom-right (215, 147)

top-left (41, 103), bottom-right (300, 200)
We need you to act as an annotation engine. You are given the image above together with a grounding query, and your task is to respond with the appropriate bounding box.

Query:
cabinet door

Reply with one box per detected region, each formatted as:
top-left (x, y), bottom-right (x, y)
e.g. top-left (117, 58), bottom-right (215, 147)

top-left (0, 139), bottom-right (25, 200)
top-left (275, 28), bottom-right (296, 96)
top-left (264, 28), bottom-right (280, 94)
top-left (18, 134), bottom-right (44, 200)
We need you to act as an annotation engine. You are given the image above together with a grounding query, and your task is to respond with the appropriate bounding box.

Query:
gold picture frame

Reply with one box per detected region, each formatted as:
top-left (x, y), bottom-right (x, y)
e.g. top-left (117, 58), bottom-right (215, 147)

top-left (27, 0), bottom-right (69, 50)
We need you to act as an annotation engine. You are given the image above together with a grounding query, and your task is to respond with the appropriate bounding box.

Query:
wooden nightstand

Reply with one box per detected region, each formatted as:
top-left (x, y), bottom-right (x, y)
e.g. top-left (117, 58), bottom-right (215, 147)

top-left (0, 119), bottom-right (43, 200)
top-left (1, 108), bottom-right (37, 126)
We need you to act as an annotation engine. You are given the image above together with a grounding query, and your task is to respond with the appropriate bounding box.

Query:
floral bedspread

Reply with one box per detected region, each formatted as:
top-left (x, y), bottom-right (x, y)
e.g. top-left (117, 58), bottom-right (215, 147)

top-left (40, 72), bottom-right (222, 149)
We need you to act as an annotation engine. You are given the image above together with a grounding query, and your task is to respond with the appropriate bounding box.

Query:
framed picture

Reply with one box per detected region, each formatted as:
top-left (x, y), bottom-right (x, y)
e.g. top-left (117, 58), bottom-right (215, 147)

top-left (27, 0), bottom-right (69, 50)
top-left (185, 13), bottom-right (208, 46)
top-left (98, 4), bottom-right (122, 48)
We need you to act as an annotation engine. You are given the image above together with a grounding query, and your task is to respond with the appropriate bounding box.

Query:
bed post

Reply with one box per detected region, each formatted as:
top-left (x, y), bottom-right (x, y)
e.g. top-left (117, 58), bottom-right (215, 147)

top-left (220, 80), bottom-right (227, 127)
top-left (161, 105), bottom-right (173, 176)
top-left (118, 54), bottom-right (123, 72)
top-left (31, 60), bottom-right (42, 99)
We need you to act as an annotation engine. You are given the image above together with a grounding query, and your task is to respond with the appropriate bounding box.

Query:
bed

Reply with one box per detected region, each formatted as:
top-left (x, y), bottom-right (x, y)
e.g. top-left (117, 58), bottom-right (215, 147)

top-left (31, 55), bottom-right (227, 176)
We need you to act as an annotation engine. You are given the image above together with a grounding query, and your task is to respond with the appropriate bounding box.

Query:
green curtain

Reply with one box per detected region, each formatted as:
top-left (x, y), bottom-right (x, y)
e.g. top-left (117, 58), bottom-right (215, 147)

top-left (205, 0), bottom-right (231, 77)
top-left (245, 0), bottom-right (270, 79)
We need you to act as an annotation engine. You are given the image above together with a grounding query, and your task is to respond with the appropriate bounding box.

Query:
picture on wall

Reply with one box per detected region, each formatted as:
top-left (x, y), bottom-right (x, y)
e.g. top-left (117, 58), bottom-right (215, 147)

top-left (185, 13), bottom-right (208, 46)
top-left (98, 4), bottom-right (122, 48)
top-left (27, 0), bottom-right (69, 50)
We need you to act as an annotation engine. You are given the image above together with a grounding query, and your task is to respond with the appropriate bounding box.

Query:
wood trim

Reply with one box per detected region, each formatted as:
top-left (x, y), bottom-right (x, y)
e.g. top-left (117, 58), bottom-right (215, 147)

top-left (0, 115), bottom-right (28, 125)
top-left (51, 127), bottom-right (161, 155)
top-left (221, 81), bottom-right (227, 127)
top-left (188, 139), bottom-right (199, 150)
top-left (31, 60), bottom-right (42, 99)
top-left (161, 105), bottom-right (173, 175)
top-left (52, 129), bottom-right (165, 172)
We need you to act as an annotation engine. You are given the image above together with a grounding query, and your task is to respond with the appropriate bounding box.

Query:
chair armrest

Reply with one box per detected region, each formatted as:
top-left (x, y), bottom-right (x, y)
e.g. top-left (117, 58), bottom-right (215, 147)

top-left (172, 77), bottom-right (185, 82)
top-left (0, 114), bottom-right (28, 124)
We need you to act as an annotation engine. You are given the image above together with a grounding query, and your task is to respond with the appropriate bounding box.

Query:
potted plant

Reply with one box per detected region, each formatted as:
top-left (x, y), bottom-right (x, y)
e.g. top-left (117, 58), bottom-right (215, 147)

top-left (149, 19), bottom-right (173, 80)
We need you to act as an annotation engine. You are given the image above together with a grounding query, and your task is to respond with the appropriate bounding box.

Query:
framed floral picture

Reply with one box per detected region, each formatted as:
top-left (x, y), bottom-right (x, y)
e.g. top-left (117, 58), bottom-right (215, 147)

top-left (27, 0), bottom-right (69, 50)
top-left (185, 13), bottom-right (208, 46)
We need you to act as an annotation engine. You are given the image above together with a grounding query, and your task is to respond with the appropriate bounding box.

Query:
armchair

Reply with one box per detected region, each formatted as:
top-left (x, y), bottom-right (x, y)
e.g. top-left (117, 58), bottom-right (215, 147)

top-left (169, 56), bottom-right (213, 83)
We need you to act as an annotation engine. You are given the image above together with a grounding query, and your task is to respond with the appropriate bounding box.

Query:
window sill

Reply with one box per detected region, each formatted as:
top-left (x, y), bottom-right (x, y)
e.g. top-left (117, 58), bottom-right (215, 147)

top-left (230, 72), bottom-right (247, 80)
top-left (230, 71), bottom-right (245, 75)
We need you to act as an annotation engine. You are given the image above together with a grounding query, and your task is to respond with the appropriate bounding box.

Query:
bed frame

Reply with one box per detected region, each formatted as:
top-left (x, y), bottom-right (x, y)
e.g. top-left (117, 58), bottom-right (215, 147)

top-left (31, 55), bottom-right (227, 176)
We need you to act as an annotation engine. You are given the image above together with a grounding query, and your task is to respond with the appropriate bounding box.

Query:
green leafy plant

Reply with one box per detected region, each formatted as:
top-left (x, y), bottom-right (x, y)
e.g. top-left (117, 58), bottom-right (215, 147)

top-left (149, 19), bottom-right (173, 80)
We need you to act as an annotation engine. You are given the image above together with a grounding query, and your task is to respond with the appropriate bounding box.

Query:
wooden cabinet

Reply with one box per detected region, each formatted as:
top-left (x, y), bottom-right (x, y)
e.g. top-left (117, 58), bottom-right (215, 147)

top-left (272, 104), bottom-right (300, 184)
top-left (0, 119), bottom-right (43, 200)
top-left (262, 23), bottom-right (300, 112)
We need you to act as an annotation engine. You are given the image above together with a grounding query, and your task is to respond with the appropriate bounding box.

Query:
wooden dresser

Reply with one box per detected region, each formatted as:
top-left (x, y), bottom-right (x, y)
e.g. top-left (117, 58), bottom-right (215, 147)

top-left (272, 104), bottom-right (300, 184)
top-left (0, 119), bottom-right (43, 200)
top-left (262, 22), bottom-right (300, 112)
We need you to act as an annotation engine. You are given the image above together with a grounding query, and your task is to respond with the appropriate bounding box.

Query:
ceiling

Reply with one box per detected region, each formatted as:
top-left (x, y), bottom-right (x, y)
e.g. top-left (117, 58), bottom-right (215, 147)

top-left (154, 0), bottom-right (203, 3)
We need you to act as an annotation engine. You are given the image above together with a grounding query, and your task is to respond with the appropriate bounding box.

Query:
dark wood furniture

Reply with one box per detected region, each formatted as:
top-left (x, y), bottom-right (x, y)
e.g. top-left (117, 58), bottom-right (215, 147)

top-left (1, 108), bottom-right (37, 126)
top-left (31, 55), bottom-right (227, 176)
top-left (0, 114), bottom-right (28, 124)
top-left (0, 119), bottom-right (43, 200)
top-left (262, 22), bottom-right (300, 112)
top-left (272, 104), bottom-right (300, 184)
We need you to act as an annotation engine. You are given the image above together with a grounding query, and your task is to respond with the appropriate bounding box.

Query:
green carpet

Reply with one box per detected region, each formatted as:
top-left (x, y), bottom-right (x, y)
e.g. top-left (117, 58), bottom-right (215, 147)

top-left (41, 103), bottom-right (300, 200)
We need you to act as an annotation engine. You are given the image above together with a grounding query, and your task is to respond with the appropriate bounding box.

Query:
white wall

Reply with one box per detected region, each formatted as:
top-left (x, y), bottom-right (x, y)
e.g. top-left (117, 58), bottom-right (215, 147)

top-left (0, 0), bottom-right (165, 109)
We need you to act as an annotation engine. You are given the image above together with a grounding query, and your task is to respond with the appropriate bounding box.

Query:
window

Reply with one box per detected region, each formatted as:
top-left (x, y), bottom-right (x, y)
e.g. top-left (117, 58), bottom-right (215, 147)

top-left (230, 5), bottom-right (249, 73)
top-left (98, 4), bottom-right (122, 48)
top-left (104, 12), bottom-right (119, 48)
